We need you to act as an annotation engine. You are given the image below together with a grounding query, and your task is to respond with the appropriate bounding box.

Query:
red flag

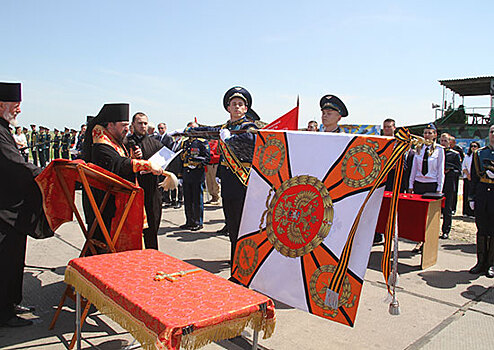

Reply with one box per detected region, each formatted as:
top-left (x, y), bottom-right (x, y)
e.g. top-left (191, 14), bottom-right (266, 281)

top-left (194, 116), bottom-right (198, 123)
top-left (263, 105), bottom-right (299, 130)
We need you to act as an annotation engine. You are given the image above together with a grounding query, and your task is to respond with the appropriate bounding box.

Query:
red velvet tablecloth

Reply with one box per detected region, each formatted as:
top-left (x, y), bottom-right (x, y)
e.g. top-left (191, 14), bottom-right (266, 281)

top-left (65, 249), bottom-right (275, 350)
top-left (375, 192), bottom-right (442, 242)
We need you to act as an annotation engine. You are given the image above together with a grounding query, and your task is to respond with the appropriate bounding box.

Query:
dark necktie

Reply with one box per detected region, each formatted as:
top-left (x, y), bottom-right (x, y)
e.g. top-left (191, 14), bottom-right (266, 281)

top-left (421, 147), bottom-right (429, 175)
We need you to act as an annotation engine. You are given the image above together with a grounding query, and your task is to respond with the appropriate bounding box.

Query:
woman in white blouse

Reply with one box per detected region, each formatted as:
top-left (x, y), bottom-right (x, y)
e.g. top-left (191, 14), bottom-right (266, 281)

top-left (462, 141), bottom-right (480, 217)
top-left (408, 123), bottom-right (445, 194)
top-left (13, 126), bottom-right (29, 162)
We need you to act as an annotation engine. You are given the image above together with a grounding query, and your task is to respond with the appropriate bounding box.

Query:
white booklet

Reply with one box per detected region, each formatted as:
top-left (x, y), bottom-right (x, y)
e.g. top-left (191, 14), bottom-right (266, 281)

top-left (148, 146), bottom-right (182, 170)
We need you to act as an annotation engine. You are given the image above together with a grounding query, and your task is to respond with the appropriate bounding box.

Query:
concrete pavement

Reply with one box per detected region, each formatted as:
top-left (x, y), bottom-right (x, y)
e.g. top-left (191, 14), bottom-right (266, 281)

top-left (0, 190), bottom-right (493, 349)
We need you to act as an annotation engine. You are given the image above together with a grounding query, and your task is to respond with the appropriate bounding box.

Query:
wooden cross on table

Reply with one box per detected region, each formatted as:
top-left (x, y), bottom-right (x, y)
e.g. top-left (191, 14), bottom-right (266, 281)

top-left (154, 268), bottom-right (202, 282)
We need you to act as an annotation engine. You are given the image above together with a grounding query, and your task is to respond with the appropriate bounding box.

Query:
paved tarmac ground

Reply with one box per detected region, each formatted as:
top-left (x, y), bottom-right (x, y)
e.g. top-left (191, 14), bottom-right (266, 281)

top-left (0, 190), bottom-right (493, 350)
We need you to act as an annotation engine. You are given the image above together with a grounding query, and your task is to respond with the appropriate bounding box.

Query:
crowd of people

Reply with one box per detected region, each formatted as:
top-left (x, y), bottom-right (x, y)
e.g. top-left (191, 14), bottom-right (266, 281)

top-left (1, 81), bottom-right (493, 330)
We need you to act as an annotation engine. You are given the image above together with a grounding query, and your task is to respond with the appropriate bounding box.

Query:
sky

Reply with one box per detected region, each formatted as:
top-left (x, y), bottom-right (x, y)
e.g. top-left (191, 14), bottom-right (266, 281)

top-left (2, 0), bottom-right (493, 131)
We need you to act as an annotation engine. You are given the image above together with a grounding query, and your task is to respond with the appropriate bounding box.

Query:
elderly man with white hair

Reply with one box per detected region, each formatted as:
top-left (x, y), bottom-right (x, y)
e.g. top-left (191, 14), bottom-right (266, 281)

top-left (0, 82), bottom-right (54, 327)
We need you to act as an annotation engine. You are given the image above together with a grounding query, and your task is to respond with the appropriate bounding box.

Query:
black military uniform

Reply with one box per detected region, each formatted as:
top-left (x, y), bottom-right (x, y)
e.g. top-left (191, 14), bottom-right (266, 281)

top-left (70, 130), bottom-right (77, 160)
top-left (30, 125), bottom-right (38, 166)
top-left (126, 132), bottom-right (163, 249)
top-left (179, 135), bottom-right (210, 230)
top-left (195, 87), bottom-right (258, 266)
top-left (0, 82), bottom-right (54, 327)
top-left (52, 129), bottom-right (61, 159)
top-left (469, 141), bottom-right (494, 277)
top-left (44, 128), bottom-right (51, 163)
top-left (61, 128), bottom-right (70, 159)
top-left (37, 127), bottom-right (46, 167)
top-left (441, 147), bottom-right (462, 239)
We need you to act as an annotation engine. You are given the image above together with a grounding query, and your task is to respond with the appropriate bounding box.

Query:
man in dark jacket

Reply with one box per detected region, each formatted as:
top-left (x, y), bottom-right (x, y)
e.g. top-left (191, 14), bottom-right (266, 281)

top-left (0, 82), bottom-right (54, 327)
top-left (126, 112), bottom-right (164, 249)
top-left (440, 133), bottom-right (462, 239)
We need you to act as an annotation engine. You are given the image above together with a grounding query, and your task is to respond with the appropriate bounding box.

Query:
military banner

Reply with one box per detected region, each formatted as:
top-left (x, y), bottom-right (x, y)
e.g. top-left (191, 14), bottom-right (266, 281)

top-left (232, 130), bottom-right (397, 327)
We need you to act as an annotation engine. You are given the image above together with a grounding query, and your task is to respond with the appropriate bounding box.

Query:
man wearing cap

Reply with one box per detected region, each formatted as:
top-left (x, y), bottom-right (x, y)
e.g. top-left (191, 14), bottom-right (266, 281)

top-left (469, 125), bottom-right (494, 277)
top-left (319, 94), bottom-right (348, 133)
top-left (193, 86), bottom-right (258, 268)
top-left (52, 128), bottom-right (61, 159)
top-left (37, 127), bottom-right (46, 167)
top-left (30, 124), bottom-right (38, 165)
top-left (0, 82), bottom-right (54, 327)
top-left (125, 112), bottom-right (166, 249)
top-left (82, 104), bottom-right (168, 251)
top-left (61, 128), bottom-right (70, 159)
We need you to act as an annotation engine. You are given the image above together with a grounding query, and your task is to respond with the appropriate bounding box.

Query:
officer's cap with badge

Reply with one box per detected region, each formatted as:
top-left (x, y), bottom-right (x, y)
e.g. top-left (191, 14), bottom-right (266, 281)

top-left (424, 122), bottom-right (437, 131)
top-left (0, 82), bottom-right (21, 103)
top-left (320, 94), bottom-right (348, 117)
top-left (223, 86), bottom-right (260, 121)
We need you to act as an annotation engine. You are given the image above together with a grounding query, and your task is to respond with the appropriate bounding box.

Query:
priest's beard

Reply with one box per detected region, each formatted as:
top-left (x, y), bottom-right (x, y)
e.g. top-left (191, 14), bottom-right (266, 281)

top-left (2, 108), bottom-right (18, 127)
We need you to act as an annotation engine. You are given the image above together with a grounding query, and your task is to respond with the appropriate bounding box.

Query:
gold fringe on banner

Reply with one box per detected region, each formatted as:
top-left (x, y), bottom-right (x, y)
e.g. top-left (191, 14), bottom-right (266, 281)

top-left (65, 266), bottom-right (275, 350)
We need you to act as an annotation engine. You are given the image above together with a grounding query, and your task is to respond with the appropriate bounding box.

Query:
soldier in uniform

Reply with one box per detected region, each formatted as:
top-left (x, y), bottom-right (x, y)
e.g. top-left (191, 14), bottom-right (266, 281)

top-left (319, 94), bottom-right (348, 133)
top-left (29, 124), bottom-right (38, 166)
top-left (37, 126), bottom-right (46, 167)
top-left (69, 129), bottom-right (77, 160)
top-left (439, 133), bottom-right (461, 239)
top-left (194, 86), bottom-right (258, 267)
top-left (178, 122), bottom-right (210, 231)
top-left (469, 125), bottom-right (494, 278)
top-left (52, 128), bottom-right (61, 159)
top-left (61, 127), bottom-right (70, 159)
top-left (43, 127), bottom-right (51, 163)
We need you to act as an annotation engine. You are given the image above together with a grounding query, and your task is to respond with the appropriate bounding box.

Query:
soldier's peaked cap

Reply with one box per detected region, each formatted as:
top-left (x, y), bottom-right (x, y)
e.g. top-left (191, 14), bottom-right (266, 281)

top-left (223, 86), bottom-right (252, 111)
top-left (320, 94), bottom-right (348, 117)
top-left (0, 82), bottom-right (21, 102)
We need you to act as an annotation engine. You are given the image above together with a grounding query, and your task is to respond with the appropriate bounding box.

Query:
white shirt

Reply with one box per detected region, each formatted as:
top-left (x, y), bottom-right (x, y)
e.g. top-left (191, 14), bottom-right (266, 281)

top-left (461, 154), bottom-right (473, 179)
top-left (13, 133), bottom-right (28, 153)
top-left (409, 144), bottom-right (445, 192)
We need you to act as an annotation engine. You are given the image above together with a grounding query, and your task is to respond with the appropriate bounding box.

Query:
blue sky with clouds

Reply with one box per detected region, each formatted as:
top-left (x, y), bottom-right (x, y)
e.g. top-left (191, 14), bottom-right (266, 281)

top-left (2, 0), bottom-right (492, 130)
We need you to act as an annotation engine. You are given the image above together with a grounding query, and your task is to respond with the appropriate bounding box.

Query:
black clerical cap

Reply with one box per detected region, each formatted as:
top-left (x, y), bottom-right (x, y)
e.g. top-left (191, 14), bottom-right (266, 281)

top-left (223, 86), bottom-right (252, 111)
top-left (320, 94), bottom-right (348, 117)
top-left (94, 103), bottom-right (129, 124)
top-left (0, 82), bottom-right (21, 102)
top-left (86, 115), bottom-right (94, 123)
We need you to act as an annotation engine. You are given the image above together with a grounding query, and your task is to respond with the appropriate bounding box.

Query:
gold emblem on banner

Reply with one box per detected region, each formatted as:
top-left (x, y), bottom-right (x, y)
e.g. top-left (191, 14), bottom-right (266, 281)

top-left (235, 239), bottom-right (259, 276)
top-left (309, 264), bottom-right (356, 317)
top-left (342, 140), bottom-right (385, 188)
top-left (265, 175), bottom-right (333, 258)
top-left (257, 136), bottom-right (286, 177)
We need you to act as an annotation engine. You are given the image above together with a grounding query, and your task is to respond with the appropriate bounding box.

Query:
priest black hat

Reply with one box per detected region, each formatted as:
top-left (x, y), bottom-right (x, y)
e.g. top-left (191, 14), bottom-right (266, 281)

top-left (0, 82), bottom-right (22, 102)
top-left (320, 94), bottom-right (348, 117)
top-left (94, 103), bottom-right (129, 124)
top-left (223, 86), bottom-right (252, 111)
top-left (86, 115), bottom-right (94, 123)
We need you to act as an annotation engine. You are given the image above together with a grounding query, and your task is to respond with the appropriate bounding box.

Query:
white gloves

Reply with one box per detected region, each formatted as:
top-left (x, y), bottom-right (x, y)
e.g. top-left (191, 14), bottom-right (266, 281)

top-left (486, 170), bottom-right (494, 179)
top-left (469, 201), bottom-right (475, 211)
top-left (219, 129), bottom-right (231, 141)
top-left (150, 161), bottom-right (164, 176)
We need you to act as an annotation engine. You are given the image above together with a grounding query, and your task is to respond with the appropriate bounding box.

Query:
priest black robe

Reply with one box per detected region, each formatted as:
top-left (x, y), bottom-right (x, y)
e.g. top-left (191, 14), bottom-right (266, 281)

top-left (0, 117), bottom-right (54, 322)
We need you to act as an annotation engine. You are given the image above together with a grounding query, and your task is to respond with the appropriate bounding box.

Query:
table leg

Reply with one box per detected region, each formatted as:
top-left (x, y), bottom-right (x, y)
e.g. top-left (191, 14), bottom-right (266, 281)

top-left (76, 292), bottom-right (81, 350)
top-left (252, 330), bottom-right (259, 350)
top-left (421, 200), bottom-right (441, 269)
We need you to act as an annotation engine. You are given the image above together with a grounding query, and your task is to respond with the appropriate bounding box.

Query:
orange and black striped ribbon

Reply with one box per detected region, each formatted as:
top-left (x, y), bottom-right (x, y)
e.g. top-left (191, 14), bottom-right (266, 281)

top-left (218, 140), bottom-right (251, 186)
top-left (381, 150), bottom-right (404, 293)
top-left (325, 128), bottom-right (412, 309)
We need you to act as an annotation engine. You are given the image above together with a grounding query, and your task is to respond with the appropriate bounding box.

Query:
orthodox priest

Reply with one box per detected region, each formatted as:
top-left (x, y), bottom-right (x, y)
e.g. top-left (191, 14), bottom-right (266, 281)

top-left (82, 104), bottom-right (165, 251)
top-left (125, 112), bottom-right (164, 249)
top-left (0, 82), bottom-right (54, 327)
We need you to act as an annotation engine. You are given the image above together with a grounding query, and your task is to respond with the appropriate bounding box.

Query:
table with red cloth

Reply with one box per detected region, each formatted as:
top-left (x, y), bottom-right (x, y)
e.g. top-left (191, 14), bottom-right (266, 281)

top-left (375, 191), bottom-right (442, 269)
top-left (65, 249), bottom-right (276, 350)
